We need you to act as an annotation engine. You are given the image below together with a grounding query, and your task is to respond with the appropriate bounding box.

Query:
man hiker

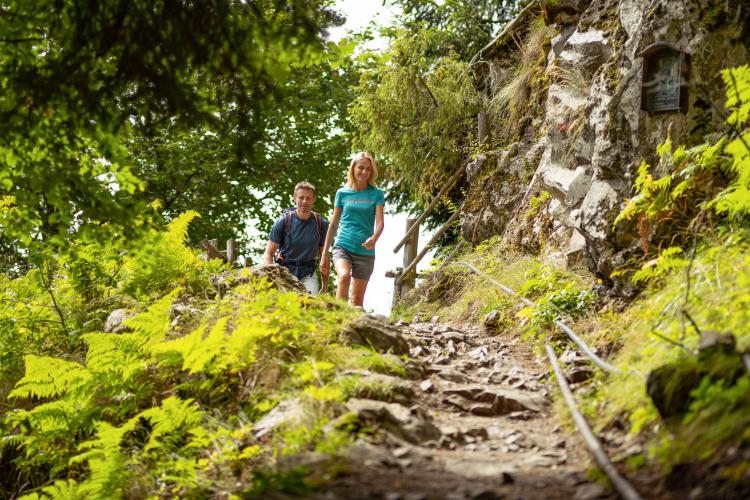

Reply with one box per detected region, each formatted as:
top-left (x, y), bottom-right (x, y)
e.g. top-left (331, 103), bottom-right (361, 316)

top-left (262, 181), bottom-right (330, 293)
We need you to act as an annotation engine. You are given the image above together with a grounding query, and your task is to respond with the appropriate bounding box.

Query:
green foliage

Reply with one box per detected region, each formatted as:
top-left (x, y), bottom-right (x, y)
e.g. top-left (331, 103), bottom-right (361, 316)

top-left (629, 247), bottom-right (687, 286)
top-left (392, 0), bottom-right (530, 60)
top-left (350, 28), bottom-right (481, 208)
top-left (1, 211), bottom-right (409, 497)
top-left (395, 238), bottom-right (594, 335)
top-left (583, 232), bottom-right (750, 470)
top-left (525, 191), bottom-right (552, 220)
top-left (119, 211), bottom-right (223, 299)
top-left (524, 285), bottom-right (593, 329)
top-left (0, 0), bottom-right (348, 267)
top-left (488, 17), bottom-right (555, 143)
top-left (679, 377), bottom-right (750, 458)
top-left (126, 38), bottom-right (363, 251)
top-left (615, 65), bottom-right (750, 262)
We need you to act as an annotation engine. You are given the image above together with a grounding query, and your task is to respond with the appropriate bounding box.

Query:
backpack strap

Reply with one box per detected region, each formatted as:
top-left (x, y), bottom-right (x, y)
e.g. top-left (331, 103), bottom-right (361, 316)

top-left (311, 211), bottom-right (322, 247)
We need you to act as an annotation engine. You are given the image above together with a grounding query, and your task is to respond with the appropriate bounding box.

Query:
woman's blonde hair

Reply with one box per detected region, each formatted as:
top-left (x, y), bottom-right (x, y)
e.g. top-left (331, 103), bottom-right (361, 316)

top-left (346, 151), bottom-right (379, 188)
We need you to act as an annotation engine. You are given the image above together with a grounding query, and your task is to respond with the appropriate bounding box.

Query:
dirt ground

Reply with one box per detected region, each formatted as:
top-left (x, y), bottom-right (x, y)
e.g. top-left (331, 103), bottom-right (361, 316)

top-left (297, 320), bottom-right (627, 500)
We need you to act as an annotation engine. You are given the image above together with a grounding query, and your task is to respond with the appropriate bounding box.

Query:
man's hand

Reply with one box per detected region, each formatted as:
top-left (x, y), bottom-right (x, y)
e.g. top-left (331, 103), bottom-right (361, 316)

top-left (320, 255), bottom-right (330, 276)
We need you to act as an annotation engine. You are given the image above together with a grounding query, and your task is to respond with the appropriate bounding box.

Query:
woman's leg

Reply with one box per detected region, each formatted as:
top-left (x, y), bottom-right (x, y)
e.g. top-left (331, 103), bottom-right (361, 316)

top-left (334, 258), bottom-right (352, 301)
top-left (350, 277), bottom-right (369, 307)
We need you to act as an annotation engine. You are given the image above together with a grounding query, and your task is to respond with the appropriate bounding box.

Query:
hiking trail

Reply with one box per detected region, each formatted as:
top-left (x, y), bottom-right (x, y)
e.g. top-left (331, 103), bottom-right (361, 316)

top-left (300, 317), bottom-right (617, 500)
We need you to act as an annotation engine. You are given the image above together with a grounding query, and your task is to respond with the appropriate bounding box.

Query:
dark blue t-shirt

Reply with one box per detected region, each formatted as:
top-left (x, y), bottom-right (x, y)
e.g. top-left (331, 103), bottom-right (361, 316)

top-left (269, 211), bottom-right (329, 263)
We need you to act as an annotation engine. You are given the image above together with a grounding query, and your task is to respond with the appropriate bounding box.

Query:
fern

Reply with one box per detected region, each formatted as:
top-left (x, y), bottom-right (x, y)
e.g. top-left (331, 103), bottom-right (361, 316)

top-left (73, 420), bottom-right (136, 498)
top-left (18, 479), bottom-right (83, 500)
top-left (9, 356), bottom-right (90, 399)
top-left (124, 288), bottom-right (180, 349)
top-left (137, 396), bottom-right (203, 453)
top-left (631, 247), bottom-right (687, 285)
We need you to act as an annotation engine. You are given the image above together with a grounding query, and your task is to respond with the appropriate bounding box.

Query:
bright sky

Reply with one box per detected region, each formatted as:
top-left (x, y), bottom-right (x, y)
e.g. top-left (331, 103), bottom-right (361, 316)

top-left (327, 0), bottom-right (399, 49)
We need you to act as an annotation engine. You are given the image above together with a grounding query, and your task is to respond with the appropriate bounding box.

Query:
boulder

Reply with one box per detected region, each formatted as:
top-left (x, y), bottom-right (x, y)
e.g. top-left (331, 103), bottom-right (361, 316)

top-left (104, 308), bottom-right (136, 334)
top-left (646, 333), bottom-right (745, 419)
top-left (539, 165), bottom-right (592, 207)
top-left (443, 384), bottom-right (547, 414)
top-left (340, 314), bottom-right (410, 355)
top-left (465, 154), bottom-right (487, 184)
top-left (481, 310), bottom-right (505, 334)
top-left (442, 457), bottom-right (515, 481)
top-left (213, 265), bottom-right (308, 295)
top-left (253, 398), bottom-right (307, 438)
top-left (557, 29), bottom-right (611, 78)
top-left (345, 398), bottom-right (441, 444)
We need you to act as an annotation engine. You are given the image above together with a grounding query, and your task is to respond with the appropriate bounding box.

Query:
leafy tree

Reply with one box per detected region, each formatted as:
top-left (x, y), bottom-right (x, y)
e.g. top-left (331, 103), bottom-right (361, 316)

top-left (350, 29), bottom-right (481, 214)
top-left (126, 43), bottom-right (361, 250)
top-left (390, 0), bottom-right (531, 59)
top-left (0, 0), bottom-right (342, 265)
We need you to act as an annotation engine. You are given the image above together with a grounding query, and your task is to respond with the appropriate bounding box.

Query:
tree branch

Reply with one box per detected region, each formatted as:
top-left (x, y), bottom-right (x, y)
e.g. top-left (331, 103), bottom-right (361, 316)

top-left (418, 75), bottom-right (439, 108)
top-left (40, 257), bottom-right (69, 335)
top-left (0, 37), bottom-right (44, 43)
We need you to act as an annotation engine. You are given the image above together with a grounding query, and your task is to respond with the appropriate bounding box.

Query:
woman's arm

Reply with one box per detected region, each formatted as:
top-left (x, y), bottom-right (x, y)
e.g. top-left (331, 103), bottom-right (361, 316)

top-left (362, 204), bottom-right (384, 250)
top-left (320, 206), bottom-right (342, 275)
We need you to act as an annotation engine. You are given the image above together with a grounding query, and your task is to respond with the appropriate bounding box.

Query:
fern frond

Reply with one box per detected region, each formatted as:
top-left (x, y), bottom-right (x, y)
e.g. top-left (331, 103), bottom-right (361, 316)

top-left (125, 288), bottom-right (180, 348)
top-left (9, 355), bottom-right (91, 399)
top-left (137, 396), bottom-right (203, 452)
top-left (75, 419), bottom-right (137, 498)
top-left (722, 64), bottom-right (750, 128)
top-left (632, 247), bottom-right (687, 285)
top-left (165, 210), bottom-right (200, 247)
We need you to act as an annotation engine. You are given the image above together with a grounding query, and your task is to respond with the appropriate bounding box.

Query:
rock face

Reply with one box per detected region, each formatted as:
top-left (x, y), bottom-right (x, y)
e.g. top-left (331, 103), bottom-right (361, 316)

top-left (464, 0), bottom-right (750, 294)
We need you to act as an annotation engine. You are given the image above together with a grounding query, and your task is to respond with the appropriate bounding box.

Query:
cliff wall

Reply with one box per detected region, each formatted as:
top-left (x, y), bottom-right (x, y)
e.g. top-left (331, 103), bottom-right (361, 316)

top-left (461, 0), bottom-right (750, 294)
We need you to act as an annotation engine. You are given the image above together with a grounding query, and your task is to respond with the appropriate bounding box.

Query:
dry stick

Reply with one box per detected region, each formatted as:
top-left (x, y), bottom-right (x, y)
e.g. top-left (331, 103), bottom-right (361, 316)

top-left (743, 354), bottom-right (750, 376)
top-left (453, 261), bottom-right (626, 374)
top-left (679, 240), bottom-right (699, 341)
top-left (650, 331), bottom-right (692, 353)
top-left (393, 163), bottom-right (465, 254)
top-left (546, 344), bottom-right (644, 500)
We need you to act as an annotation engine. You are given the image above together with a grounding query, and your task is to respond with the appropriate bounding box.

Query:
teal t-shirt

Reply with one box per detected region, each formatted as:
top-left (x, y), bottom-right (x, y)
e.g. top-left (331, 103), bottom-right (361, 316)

top-left (334, 185), bottom-right (385, 256)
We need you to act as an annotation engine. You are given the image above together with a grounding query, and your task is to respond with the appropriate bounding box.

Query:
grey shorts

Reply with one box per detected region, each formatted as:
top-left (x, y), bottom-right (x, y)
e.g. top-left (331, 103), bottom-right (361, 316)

top-left (332, 246), bottom-right (375, 280)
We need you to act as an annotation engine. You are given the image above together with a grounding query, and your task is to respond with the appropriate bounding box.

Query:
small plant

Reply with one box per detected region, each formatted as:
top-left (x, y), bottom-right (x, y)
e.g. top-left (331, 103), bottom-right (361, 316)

top-left (525, 191), bottom-right (552, 220)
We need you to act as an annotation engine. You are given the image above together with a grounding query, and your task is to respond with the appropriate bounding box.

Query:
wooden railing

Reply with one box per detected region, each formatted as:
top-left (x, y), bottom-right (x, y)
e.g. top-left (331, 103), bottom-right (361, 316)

top-left (386, 164), bottom-right (466, 308)
top-left (199, 238), bottom-right (242, 266)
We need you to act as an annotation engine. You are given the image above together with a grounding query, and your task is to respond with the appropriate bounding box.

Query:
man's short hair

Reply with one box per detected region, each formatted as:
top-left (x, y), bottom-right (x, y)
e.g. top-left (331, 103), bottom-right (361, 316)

top-left (294, 181), bottom-right (316, 197)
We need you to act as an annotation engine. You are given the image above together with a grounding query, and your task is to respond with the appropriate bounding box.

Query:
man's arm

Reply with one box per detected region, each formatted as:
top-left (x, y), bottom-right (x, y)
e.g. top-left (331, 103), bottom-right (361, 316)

top-left (262, 240), bottom-right (280, 265)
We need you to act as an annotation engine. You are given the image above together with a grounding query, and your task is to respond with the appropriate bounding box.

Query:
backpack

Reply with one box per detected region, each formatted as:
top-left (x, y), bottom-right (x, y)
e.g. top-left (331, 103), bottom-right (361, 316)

top-left (277, 208), bottom-right (323, 262)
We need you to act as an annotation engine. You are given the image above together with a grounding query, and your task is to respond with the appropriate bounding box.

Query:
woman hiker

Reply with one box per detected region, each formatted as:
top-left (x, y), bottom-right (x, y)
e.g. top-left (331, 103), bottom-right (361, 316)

top-left (320, 152), bottom-right (385, 307)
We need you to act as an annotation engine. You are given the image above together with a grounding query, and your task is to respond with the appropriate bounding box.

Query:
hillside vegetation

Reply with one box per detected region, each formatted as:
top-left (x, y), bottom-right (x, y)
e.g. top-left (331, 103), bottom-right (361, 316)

top-left (395, 64), bottom-right (750, 491)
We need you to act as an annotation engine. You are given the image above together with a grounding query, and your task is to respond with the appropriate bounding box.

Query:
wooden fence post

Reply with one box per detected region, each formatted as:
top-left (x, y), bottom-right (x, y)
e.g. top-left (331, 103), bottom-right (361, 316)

top-left (226, 239), bottom-right (237, 265)
top-left (401, 218), bottom-right (419, 295)
top-left (478, 111), bottom-right (489, 145)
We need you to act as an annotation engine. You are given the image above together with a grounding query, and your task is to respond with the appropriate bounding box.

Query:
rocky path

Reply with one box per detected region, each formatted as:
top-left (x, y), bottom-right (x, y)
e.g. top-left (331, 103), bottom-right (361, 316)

top-left (306, 318), bottom-right (615, 500)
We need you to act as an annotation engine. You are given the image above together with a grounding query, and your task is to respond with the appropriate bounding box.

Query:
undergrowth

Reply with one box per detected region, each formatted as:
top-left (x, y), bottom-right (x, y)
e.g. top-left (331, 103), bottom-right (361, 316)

top-left (0, 212), bottom-right (408, 499)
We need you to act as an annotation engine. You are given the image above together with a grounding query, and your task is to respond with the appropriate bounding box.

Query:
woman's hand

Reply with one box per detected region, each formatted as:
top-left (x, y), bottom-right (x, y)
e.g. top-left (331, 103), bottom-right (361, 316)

top-left (362, 236), bottom-right (377, 250)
